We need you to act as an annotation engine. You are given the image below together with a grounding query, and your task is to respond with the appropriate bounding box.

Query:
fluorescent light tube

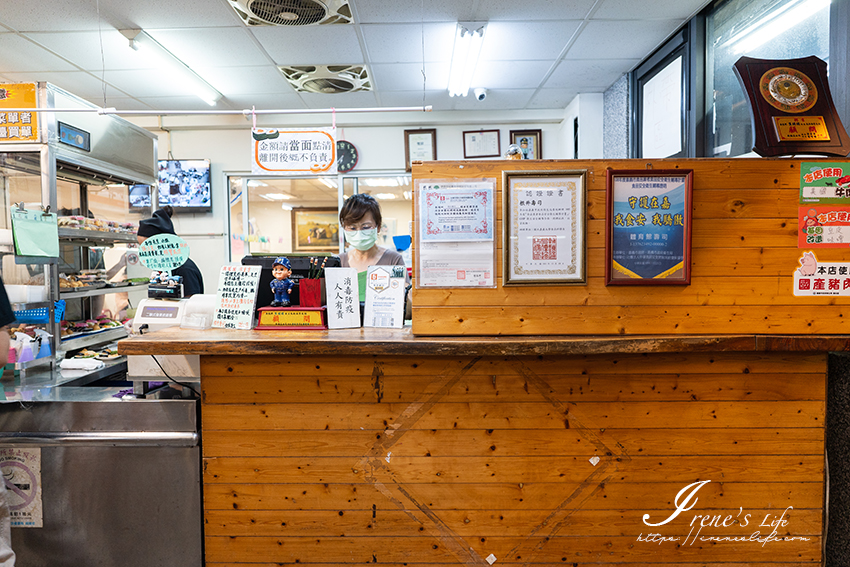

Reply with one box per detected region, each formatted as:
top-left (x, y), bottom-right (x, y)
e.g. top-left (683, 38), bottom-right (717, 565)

top-left (448, 23), bottom-right (486, 97)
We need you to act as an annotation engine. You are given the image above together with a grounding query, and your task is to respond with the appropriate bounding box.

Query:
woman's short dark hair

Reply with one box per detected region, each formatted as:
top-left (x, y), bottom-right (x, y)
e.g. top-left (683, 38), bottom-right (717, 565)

top-left (339, 193), bottom-right (382, 228)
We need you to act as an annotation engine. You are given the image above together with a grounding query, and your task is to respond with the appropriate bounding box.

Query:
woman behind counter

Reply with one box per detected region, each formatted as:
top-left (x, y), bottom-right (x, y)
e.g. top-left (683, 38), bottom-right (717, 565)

top-left (339, 194), bottom-right (406, 302)
top-left (137, 206), bottom-right (204, 297)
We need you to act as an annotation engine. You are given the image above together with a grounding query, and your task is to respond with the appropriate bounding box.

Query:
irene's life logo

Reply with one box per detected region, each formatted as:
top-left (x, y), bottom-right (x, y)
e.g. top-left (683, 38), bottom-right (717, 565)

top-left (639, 480), bottom-right (811, 546)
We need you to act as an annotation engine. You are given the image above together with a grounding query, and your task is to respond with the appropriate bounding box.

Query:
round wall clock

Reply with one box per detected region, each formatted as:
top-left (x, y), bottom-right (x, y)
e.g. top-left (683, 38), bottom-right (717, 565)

top-left (758, 67), bottom-right (818, 113)
top-left (336, 140), bottom-right (359, 173)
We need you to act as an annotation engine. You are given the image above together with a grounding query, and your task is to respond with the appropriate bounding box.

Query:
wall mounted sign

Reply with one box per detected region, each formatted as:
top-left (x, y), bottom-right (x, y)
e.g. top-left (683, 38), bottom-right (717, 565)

top-left (252, 127), bottom-right (337, 175)
top-left (58, 121), bottom-right (90, 151)
top-left (509, 129), bottom-right (542, 159)
top-left (0, 448), bottom-right (43, 528)
top-left (463, 129), bottom-right (500, 158)
top-left (799, 162), bottom-right (850, 204)
top-left (503, 171), bottom-right (586, 285)
top-left (733, 56), bottom-right (850, 157)
top-left (404, 129), bottom-right (436, 172)
top-left (0, 83), bottom-right (38, 142)
top-left (415, 179), bottom-right (496, 288)
top-left (794, 251), bottom-right (850, 296)
top-left (605, 169), bottom-right (693, 285)
top-left (799, 205), bottom-right (850, 247)
top-left (138, 233), bottom-right (190, 272)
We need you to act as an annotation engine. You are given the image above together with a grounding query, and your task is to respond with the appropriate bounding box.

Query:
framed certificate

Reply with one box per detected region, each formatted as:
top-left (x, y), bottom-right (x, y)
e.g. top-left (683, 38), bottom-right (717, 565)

top-left (463, 129), bottom-right (501, 158)
top-left (503, 170), bottom-right (586, 285)
top-left (404, 129), bottom-right (437, 171)
top-left (605, 169), bottom-right (693, 285)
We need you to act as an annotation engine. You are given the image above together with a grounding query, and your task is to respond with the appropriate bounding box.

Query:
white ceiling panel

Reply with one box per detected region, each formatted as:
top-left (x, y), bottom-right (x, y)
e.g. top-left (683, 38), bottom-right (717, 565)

top-left (355, 0), bottom-right (474, 23)
top-left (300, 91), bottom-right (379, 109)
top-left (547, 59), bottom-right (639, 89)
top-left (192, 66), bottom-right (294, 96)
top-left (479, 21), bottom-right (582, 62)
top-left (251, 26), bottom-right (364, 65)
top-left (0, 1), bottom-right (105, 32)
top-left (26, 31), bottom-right (154, 71)
top-left (130, 96), bottom-right (230, 111)
top-left (450, 89), bottom-right (536, 111)
top-left (593, 0), bottom-right (711, 21)
top-left (100, 69), bottom-right (208, 98)
top-left (472, 61), bottom-right (552, 90)
top-left (149, 28), bottom-right (269, 69)
top-left (361, 23), bottom-right (456, 64)
top-left (0, 71), bottom-right (129, 99)
top-left (482, 0), bottom-right (598, 21)
top-left (566, 19), bottom-right (683, 60)
top-left (527, 89), bottom-right (581, 109)
top-left (378, 90), bottom-right (446, 109)
top-left (370, 63), bottom-right (448, 92)
top-left (221, 93), bottom-right (308, 110)
top-left (93, 97), bottom-right (156, 111)
top-left (98, 0), bottom-right (239, 29)
top-left (0, 34), bottom-right (78, 72)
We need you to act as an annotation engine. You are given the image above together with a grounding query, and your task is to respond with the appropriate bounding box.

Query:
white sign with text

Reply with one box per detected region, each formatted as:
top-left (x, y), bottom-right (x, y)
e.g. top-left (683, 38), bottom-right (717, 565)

top-left (212, 265), bottom-right (262, 330)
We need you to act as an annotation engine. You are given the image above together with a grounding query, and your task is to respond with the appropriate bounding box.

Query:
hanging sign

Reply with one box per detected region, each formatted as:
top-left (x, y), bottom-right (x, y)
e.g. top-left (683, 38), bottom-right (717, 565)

top-left (212, 265), bottom-right (262, 330)
top-left (251, 127), bottom-right (337, 175)
top-left (0, 447), bottom-right (43, 528)
top-left (0, 83), bottom-right (39, 142)
top-left (799, 162), bottom-right (850, 204)
top-left (794, 251), bottom-right (850, 296)
top-left (11, 209), bottom-right (59, 258)
top-left (138, 233), bottom-right (190, 271)
top-left (325, 267), bottom-right (361, 329)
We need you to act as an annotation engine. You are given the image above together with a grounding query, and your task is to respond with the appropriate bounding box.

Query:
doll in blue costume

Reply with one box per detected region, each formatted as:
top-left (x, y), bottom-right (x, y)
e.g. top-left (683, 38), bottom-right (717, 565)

top-left (270, 257), bottom-right (294, 307)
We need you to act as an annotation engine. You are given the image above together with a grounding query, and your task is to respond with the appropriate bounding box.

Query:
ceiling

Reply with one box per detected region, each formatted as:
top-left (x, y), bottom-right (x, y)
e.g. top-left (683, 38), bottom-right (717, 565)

top-left (0, 0), bottom-right (712, 114)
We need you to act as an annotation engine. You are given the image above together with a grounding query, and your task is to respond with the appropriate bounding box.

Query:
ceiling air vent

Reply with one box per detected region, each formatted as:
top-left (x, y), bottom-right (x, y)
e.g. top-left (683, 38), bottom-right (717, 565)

top-left (279, 65), bottom-right (372, 94)
top-left (228, 0), bottom-right (352, 26)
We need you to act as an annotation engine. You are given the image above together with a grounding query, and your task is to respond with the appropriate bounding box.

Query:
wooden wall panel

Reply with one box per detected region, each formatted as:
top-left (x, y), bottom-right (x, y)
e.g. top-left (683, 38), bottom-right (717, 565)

top-left (201, 353), bottom-right (825, 567)
top-left (411, 158), bottom-right (848, 335)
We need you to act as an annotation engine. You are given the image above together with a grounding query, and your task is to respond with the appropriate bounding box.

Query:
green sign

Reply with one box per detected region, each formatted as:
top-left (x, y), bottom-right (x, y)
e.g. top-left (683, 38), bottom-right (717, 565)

top-left (799, 161), bottom-right (850, 204)
top-left (138, 233), bottom-right (190, 271)
top-left (11, 209), bottom-right (59, 258)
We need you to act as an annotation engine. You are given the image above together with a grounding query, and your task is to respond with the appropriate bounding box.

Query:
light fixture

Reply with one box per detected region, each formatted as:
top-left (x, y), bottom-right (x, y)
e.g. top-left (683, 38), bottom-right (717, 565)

top-left (260, 193), bottom-right (293, 201)
top-left (730, 0), bottom-right (829, 54)
top-left (374, 193), bottom-right (398, 200)
top-left (403, 191), bottom-right (413, 200)
top-left (120, 29), bottom-right (223, 106)
top-left (281, 203), bottom-right (293, 211)
top-left (319, 178), bottom-right (339, 189)
top-left (448, 22), bottom-right (486, 97)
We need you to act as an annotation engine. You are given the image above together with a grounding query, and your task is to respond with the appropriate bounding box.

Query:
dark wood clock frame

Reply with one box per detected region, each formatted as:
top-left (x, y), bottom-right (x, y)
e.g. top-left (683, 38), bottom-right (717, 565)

top-left (733, 55), bottom-right (850, 157)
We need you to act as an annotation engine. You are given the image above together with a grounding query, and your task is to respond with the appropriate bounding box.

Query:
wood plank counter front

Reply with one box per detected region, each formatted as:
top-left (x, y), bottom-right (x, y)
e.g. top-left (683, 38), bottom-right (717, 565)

top-left (119, 329), bottom-right (832, 567)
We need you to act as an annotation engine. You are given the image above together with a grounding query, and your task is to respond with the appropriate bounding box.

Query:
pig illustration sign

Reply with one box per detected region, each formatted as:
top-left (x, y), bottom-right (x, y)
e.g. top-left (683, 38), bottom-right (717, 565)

top-left (793, 251), bottom-right (850, 296)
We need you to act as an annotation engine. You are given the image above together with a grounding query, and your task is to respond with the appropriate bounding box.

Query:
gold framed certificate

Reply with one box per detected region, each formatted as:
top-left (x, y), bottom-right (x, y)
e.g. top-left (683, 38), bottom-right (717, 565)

top-left (503, 170), bottom-right (587, 285)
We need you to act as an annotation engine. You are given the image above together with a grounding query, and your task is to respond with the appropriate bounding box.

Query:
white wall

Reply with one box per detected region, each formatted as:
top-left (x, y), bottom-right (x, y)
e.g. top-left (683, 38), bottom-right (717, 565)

top-left (131, 108), bottom-right (569, 287)
top-left (562, 93), bottom-right (604, 160)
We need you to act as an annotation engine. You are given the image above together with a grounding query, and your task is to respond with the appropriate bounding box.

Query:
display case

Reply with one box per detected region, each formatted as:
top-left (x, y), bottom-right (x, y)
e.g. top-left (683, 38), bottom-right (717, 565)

top-left (0, 82), bottom-right (157, 382)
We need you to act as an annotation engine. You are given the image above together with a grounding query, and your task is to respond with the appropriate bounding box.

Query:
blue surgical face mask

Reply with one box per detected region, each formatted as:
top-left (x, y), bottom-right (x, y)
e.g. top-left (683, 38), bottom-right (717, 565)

top-left (344, 228), bottom-right (378, 251)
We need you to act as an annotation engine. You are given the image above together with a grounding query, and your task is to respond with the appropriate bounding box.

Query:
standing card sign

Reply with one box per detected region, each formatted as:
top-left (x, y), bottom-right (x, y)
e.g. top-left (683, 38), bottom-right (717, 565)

top-left (325, 267), bottom-right (361, 329)
top-left (502, 171), bottom-right (586, 285)
top-left (364, 265), bottom-right (405, 328)
top-left (212, 265), bottom-right (262, 330)
top-left (251, 127), bottom-right (337, 175)
top-left (605, 170), bottom-right (693, 285)
top-left (415, 179), bottom-right (496, 288)
top-left (733, 56), bottom-right (850, 157)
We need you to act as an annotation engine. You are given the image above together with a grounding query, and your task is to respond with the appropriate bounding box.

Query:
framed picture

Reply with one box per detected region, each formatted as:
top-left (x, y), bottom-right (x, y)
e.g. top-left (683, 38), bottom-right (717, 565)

top-left (605, 169), bottom-right (693, 285)
top-left (463, 129), bottom-right (501, 158)
top-left (291, 207), bottom-right (340, 253)
top-left (503, 170), bottom-right (587, 285)
top-left (509, 129), bottom-right (542, 160)
top-left (404, 129), bottom-right (437, 172)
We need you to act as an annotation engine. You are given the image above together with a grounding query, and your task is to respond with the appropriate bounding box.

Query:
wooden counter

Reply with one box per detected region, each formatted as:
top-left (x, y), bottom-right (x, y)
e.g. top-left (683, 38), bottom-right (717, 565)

top-left (120, 329), bottom-right (830, 566)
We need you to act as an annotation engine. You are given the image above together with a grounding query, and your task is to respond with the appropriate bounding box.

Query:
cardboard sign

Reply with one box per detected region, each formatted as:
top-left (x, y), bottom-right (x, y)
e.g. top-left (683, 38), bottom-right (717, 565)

top-left (325, 267), bottom-right (361, 329)
top-left (364, 265), bottom-right (405, 328)
top-left (212, 265), bottom-right (261, 330)
top-left (251, 127), bottom-right (337, 175)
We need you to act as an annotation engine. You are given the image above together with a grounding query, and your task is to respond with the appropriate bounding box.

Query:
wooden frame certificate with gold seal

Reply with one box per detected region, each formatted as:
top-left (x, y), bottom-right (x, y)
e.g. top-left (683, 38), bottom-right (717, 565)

top-left (733, 55), bottom-right (850, 157)
top-left (503, 171), bottom-right (586, 285)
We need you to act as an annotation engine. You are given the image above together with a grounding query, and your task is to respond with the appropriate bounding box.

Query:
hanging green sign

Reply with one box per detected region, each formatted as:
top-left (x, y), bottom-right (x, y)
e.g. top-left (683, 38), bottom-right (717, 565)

top-left (138, 233), bottom-right (190, 271)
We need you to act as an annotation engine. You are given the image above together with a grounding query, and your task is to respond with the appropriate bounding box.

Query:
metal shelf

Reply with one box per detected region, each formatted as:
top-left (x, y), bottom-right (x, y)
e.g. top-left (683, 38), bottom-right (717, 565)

top-left (60, 284), bottom-right (148, 300)
top-left (58, 228), bottom-right (137, 245)
top-left (60, 326), bottom-right (128, 350)
top-left (59, 358), bottom-right (128, 387)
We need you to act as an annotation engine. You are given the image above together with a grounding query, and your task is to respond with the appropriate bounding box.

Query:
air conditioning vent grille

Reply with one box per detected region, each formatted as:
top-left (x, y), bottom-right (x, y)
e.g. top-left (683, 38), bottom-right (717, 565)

top-left (302, 78), bottom-right (355, 94)
top-left (249, 0), bottom-right (327, 25)
top-left (279, 64), bottom-right (372, 94)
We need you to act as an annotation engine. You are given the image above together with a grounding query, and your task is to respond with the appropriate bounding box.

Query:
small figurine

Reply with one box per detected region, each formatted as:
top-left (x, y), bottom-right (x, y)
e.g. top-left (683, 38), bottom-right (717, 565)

top-left (270, 256), bottom-right (294, 307)
top-left (505, 144), bottom-right (523, 160)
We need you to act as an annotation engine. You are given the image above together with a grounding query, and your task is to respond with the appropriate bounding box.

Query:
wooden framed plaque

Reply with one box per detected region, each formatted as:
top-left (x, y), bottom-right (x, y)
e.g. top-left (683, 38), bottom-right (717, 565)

top-left (404, 129), bottom-right (436, 172)
top-left (733, 55), bottom-right (850, 157)
top-left (605, 169), bottom-right (693, 285)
